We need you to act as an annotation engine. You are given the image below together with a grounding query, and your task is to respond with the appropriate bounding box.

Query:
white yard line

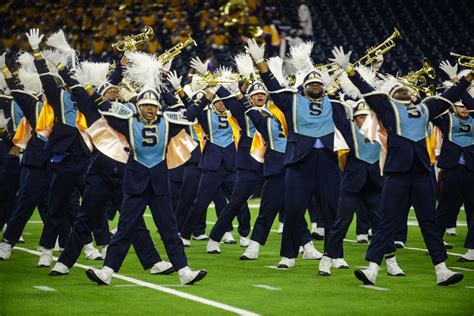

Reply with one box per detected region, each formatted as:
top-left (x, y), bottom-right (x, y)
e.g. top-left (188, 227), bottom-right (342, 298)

top-left (14, 246), bottom-right (260, 316)
top-left (450, 267), bottom-right (474, 272)
top-left (33, 285), bottom-right (57, 292)
top-left (252, 284), bottom-right (281, 291)
top-left (465, 286), bottom-right (474, 289)
top-left (360, 285), bottom-right (389, 291)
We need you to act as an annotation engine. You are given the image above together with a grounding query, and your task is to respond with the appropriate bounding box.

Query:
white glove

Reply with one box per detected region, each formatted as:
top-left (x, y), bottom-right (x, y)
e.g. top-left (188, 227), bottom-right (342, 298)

top-left (0, 52), bottom-right (6, 69)
top-left (439, 60), bottom-right (458, 80)
top-left (162, 60), bottom-right (173, 72)
top-left (329, 46), bottom-right (352, 70)
top-left (190, 57), bottom-right (209, 75)
top-left (228, 81), bottom-right (240, 94)
top-left (245, 38), bottom-right (265, 64)
top-left (167, 70), bottom-right (182, 90)
top-left (25, 28), bottom-right (44, 50)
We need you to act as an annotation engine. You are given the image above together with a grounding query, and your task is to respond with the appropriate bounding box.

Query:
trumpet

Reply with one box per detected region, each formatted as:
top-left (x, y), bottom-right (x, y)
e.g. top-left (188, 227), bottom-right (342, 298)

top-left (450, 52), bottom-right (474, 68)
top-left (399, 58), bottom-right (436, 96)
top-left (400, 58), bottom-right (435, 88)
top-left (196, 72), bottom-right (242, 87)
top-left (353, 28), bottom-right (402, 67)
top-left (314, 62), bottom-right (342, 75)
top-left (112, 26), bottom-right (154, 52)
top-left (157, 35), bottom-right (197, 64)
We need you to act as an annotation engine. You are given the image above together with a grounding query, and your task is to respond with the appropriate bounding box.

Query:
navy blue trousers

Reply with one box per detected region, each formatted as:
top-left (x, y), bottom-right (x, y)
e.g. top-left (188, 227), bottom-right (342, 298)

top-left (356, 203), bottom-right (371, 235)
top-left (209, 168), bottom-right (262, 241)
top-left (3, 164), bottom-right (51, 244)
top-left (307, 194), bottom-right (324, 228)
top-left (250, 171), bottom-right (285, 245)
top-left (39, 156), bottom-right (88, 249)
top-left (180, 164), bottom-right (242, 240)
top-left (436, 166), bottom-right (474, 249)
top-left (105, 184), bottom-right (187, 272)
top-left (325, 176), bottom-right (382, 259)
top-left (174, 164), bottom-right (223, 236)
top-left (59, 173), bottom-right (162, 269)
top-left (366, 169), bottom-right (447, 265)
top-left (0, 157), bottom-right (21, 228)
top-left (280, 149), bottom-right (340, 258)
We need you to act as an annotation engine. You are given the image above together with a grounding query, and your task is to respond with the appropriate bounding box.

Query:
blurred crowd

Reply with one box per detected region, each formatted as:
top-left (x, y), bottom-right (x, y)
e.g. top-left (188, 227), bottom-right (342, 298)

top-left (0, 0), bottom-right (312, 74)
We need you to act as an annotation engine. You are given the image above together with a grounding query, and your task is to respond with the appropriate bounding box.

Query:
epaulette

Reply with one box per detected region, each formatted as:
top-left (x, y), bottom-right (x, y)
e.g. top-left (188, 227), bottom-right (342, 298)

top-left (99, 101), bottom-right (134, 119)
top-left (163, 109), bottom-right (197, 126)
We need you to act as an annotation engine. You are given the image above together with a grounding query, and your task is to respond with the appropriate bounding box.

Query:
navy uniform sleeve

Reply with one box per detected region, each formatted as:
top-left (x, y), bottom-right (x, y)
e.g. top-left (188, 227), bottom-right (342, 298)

top-left (425, 77), bottom-right (471, 120)
top-left (216, 86), bottom-right (245, 128)
top-left (259, 70), bottom-right (293, 112)
top-left (6, 77), bottom-right (39, 127)
top-left (330, 100), bottom-right (352, 140)
top-left (349, 72), bottom-right (396, 129)
top-left (33, 58), bottom-right (62, 116)
top-left (431, 114), bottom-right (449, 133)
top-left (108, 61), bottom-right (123, 86)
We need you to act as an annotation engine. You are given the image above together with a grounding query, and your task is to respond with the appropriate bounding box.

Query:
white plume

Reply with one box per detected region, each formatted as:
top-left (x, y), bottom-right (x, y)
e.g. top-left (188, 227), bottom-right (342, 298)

top-left (268, 56), bottom-right (287, 87)
top-left (215, 65), bottom-right (235, 77)
top-left (319, 69), bottom-right (334, 91)
top-left (0, 73), bottom-right (8, 92)
top-left (338, 66), bottom-right (380, 98)
top-left (378, 74), bottom-right (402, 95)
top-left (45, 29), bottom-right (78, 69)
top-left (234, 53), bottom-right (255, 78)
top-left (18, 68), bottom-right (42, 95)
top-left (17, 52), bottom-right (36, 73)
top-left (123, 51), bottom-right (164, 92)
top-left (75, 61), bottom-right (110, 87)
top-left (41, 48), bottom-right (70, 72)
top-left (289, 41), bottom-right (314, 72)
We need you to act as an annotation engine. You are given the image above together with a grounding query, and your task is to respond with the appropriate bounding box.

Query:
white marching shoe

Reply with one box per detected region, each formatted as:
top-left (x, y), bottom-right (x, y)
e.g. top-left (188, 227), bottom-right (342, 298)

top-left (277, 222), bottom-right (284, 234)
top-left (318, 256), bottom-right (332, 276)
top-left (222, 232), bottom-right (236, 244)
top-left (240, 236), bottom-right (250, 247)
top-left (394, 241), bottom-right (405, 249)
top-left (49, 262), bottom-right (69, 276)
top-left (207, 239), bottom-right (221, 254)
top-left (302, 241), bottom-right (323, 260)
top-left (386, 256), bottom-right (405, 276)
top-left (0, 242), bottom-right (12, 260)
top-left (181, 237), bottom-right (191, 247)
top-left (83, 242), bottom-right (103, 260)
top-left (150, 261), bottom-right (174, 275)
top-left (37, 247), bottom-right (53, 267)
top-left (192, 234), bottom-right (209, 241)
top-left (354, 262), bottom-right (379, 285)
top-left (277, 257), bottom-right (295, 269)
top-left (458, 249), bottom-right (474, 262)
top-left (435, 262), bottom-right (463, 286)
top-left (357, 234), bottom-right (369, 244)
top-left (18, 235), bottom-right (25, 244)
top-left (332, 258), bottom-right (349, 269)
top-left (178, 266), bottom-right (207, 285)
top-left (86, 266), bottom-right (114, 285)
top-left (53, 238), bottom-right (63, 252)
top-left (240, 240), bottom-right (260, 260)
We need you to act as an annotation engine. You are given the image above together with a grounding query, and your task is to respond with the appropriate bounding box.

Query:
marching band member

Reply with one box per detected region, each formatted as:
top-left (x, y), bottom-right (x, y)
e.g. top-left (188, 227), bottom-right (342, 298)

top-left (78, 51), bottom-right (206, 286)
top-left (435, 61), bottom-right (474, 262)
top-left (330, 46), bottom-right (472, 285)
top-left (247, 38), bottom-right (341, 269)
top-left (0, 52), bottom-right (52, 260)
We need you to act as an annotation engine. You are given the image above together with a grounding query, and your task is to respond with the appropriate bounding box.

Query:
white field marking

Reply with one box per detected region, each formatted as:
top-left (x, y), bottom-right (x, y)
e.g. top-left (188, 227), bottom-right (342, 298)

top-left (465, 286), bottom-right (474, 289)
top-left (14, 246), bottom-right (260, 316)
top-left (252, 284), bottom-right (281, 291)
top-left (27, 220), bottom-right (43, 224)
top-left (450, 267), bottom-right (474, 272)
top-left (406, 220), bottom-right (467, 227)
top-left (33, 286), bottom-right (56, 292)
top-left (360, 285), bottom-right (389, 291)
top-left (265, 265), bottom-right (288, 270)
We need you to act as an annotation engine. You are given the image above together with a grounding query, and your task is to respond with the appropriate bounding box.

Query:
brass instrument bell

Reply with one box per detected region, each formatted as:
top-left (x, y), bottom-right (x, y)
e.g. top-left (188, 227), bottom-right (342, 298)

top-left (112, 26), bottom-right (154, 52)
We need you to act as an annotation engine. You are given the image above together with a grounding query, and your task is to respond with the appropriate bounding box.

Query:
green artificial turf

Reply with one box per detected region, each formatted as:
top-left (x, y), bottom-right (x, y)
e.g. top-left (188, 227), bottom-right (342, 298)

top-left (1, 202), bottom-right (473, 315)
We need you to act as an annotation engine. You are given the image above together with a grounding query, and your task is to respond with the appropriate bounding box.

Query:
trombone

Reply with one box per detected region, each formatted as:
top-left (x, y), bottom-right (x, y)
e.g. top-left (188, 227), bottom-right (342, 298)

top-left (112, 26), bottom-right (154, 52)
top-left (157, 35), bottom-right (197, 64)
top-left (450, 52), bottom-right (474, 68)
